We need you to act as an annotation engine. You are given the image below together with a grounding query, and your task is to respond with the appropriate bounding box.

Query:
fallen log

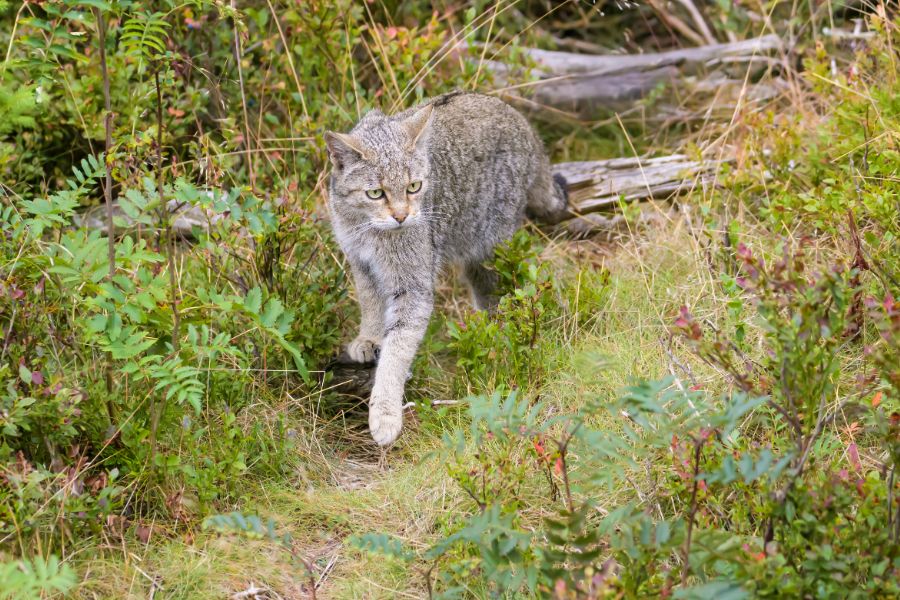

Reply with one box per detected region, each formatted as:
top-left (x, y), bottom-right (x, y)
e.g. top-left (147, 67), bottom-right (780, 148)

top-left (522, 34), bottom-right (781, 76)
top-left (489, 34), bottom-right (783, 118)
top-left (551, 154), bottom-right (723, 234)
top-left (554, 154), bottom-right (721, 211)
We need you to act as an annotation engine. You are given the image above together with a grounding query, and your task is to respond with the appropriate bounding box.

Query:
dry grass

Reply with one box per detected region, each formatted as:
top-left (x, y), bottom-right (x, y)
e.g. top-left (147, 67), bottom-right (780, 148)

top-left (48, 2), bottom-right (897, 597)
top-left (66, 212), bottom-right (734, 599)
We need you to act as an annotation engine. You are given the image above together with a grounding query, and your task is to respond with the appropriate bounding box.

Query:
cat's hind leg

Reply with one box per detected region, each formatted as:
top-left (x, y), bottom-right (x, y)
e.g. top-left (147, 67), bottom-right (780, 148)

top-left (464, 261), bottom-right (499, 312)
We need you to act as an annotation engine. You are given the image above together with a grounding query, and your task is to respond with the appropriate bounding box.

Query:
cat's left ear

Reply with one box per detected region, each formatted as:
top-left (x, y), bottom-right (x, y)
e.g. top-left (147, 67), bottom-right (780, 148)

top-left (403, 104), bottom-right (434, 150)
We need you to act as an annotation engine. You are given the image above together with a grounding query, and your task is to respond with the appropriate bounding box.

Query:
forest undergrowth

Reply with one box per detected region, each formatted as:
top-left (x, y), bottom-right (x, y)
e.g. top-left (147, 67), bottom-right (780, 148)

top-left (1, 1), bottom-right (899, 598)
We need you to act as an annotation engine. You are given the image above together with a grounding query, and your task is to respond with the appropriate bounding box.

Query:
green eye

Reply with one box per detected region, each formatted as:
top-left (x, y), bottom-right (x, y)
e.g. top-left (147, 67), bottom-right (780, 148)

top-left (365, 188), bottom-right (384, 199)
top-left (406, 181), bottom-right (422, 194)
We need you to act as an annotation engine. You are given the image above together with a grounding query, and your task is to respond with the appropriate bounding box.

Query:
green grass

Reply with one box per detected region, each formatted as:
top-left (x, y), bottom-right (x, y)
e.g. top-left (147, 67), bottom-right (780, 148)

top-left (60, 216), bottom-right (719, 598)
top-left (68, 220), bottom-right (873, 597)
top-left (3, 2), bottom-right (899, 598)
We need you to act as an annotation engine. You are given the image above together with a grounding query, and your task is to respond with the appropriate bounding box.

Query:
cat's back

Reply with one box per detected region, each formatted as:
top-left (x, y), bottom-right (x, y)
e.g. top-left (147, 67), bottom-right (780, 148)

top-left (421, 92), bottom-right (540, 160)
top-left (403, 91), bottom-right (546, 206)
top-left (400, 92), bottom-right (549, 264)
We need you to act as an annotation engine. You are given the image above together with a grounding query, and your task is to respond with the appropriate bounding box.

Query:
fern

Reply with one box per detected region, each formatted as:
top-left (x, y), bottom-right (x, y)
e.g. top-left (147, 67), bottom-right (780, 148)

top-left (21, 154), bottom-right (104, 239)
top-left (202, 511), bottom-right (293, 550)
top-left (144, 355), bottom-right (205, 415)
top-left (120, 11), bottom-right (170, 68)
top-left (0, 83), bottom-right (37, 134)
top-left (0, 555), bottom-right (76, 600)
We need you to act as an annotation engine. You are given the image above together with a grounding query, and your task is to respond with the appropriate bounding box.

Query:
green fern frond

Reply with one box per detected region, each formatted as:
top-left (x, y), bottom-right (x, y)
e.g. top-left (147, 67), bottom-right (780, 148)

top-left (120, 11), bottom-right (170, 67)
top-left (0, 83), bottom-right (37, 134)
top-left (0, 555), bottom-right (76, 600)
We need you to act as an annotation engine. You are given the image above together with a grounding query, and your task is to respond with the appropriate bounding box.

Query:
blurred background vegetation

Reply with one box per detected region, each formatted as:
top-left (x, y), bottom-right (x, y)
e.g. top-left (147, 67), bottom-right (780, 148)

top-left (0, 0), bottom-right (898, 598)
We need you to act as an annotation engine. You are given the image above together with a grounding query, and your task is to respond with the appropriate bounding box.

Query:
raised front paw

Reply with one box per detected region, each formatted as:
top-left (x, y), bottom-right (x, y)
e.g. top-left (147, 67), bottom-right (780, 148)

top-left (369, 391), bottom-right (403, 446)
top-left (346, 336), bottom-right (380, 363)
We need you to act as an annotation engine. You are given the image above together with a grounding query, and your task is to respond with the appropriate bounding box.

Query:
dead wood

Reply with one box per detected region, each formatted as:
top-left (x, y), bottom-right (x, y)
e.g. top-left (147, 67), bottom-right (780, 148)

top-left (491, 35), bottom-right (783, 117)
top-left (551, 153), bottom-right (722, 231)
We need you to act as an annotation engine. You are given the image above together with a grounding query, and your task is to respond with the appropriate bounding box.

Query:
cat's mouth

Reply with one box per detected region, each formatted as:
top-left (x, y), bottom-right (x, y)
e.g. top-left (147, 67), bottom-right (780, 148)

top-left (373, 217), bottom-right (416, 231)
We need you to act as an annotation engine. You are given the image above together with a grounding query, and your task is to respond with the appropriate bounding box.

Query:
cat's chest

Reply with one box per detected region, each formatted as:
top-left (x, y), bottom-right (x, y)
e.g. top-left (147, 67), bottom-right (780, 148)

top-left (350, 230), bottom-right (433, 278)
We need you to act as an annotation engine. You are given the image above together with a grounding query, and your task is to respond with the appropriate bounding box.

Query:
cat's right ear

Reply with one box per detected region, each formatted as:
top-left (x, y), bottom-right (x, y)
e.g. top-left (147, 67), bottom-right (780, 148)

top-left (324, 131), bottom-right (370, 170)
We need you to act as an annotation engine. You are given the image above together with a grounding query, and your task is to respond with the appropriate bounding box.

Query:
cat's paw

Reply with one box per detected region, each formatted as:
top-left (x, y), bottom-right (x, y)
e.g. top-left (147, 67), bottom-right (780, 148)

top-left (346, 336), bottom-right (380, 363)
top-left (369, 394), bottom-right (403, 446)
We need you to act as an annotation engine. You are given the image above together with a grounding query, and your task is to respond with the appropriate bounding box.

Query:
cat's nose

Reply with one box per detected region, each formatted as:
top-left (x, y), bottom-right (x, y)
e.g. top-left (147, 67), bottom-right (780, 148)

top-left (392, 211), bottom-right (408, 224)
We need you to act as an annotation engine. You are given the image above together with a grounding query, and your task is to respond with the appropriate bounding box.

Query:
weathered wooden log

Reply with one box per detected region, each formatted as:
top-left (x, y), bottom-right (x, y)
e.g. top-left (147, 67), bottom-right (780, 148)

top-left (522, 35), bottom-right (781, 76)
top-left (492, 35), bottom-right (783, 117)
top-left (552, 153), bottom-right (722, 229)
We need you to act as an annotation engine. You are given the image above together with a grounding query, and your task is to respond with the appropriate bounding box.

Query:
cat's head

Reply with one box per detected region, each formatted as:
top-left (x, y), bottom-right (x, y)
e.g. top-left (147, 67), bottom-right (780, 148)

top-left (325, 104), bottom-right (433, 231)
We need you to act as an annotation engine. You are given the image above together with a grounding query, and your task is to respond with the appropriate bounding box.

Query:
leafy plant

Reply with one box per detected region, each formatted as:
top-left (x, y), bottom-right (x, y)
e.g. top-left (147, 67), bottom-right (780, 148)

top-left (0, 555), bottom-right (76, 600)
top-left (446, 231), bottom-right (560, 394)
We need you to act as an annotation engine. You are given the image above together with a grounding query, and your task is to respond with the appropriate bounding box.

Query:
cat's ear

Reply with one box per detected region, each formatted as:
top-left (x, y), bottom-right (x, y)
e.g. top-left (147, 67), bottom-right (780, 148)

top-left (402, 104), bottom-right (434, 150)
top-left (324, 131), bottom-right (370, 169)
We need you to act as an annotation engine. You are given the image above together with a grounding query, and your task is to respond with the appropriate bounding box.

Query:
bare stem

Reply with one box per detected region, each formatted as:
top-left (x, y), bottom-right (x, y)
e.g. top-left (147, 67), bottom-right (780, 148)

top-left (424, 563), bottom-right (434, 600)
top-left (156, 69), bottom-right (180, 356)
top-left (95, 7), bottom-right (116, 423)
top-left (681, 436), bottom-right (704, 586)
top-left (889, 466), bottom-right (895, 542)
top-left (559, 449), bottom-right (574, 513)
top-left (557, 423), bottom-right (583, 513)
top-left (764, 397), bottom-right (856, 543)
top-left (231, 0), bottom-right (255, 187)
top-left (149, 67), bottom-right (180, 461)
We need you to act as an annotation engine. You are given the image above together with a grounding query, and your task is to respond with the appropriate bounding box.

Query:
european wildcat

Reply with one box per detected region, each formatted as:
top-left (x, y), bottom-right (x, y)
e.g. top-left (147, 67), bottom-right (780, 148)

top-left (324, 92), bottom-right (568, 446)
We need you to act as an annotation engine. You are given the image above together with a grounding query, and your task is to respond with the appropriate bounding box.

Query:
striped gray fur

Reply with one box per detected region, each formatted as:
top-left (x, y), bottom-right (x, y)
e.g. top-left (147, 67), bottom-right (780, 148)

top-left (324, 92), bottom-right (567, 446)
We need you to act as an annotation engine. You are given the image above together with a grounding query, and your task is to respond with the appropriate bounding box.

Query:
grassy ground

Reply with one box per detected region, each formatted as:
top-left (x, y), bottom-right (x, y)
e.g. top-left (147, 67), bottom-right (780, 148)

top-left (3, 4), bottom-right (898, 598)
top-left (65, 209), bottom-right (721, 598)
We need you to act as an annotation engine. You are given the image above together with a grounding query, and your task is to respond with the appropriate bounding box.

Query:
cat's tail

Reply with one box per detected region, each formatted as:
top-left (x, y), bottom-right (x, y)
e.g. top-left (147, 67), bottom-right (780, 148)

top-left (526, 168), bottom-right (571, 225)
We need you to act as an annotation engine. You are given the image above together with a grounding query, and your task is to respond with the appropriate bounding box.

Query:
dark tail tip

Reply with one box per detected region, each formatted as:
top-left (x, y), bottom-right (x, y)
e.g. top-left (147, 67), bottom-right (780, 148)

top-left (552, 172), bottom-right (569, 206)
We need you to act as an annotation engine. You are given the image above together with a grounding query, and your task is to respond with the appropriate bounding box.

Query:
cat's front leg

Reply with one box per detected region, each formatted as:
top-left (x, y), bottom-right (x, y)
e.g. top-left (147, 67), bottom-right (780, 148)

top-left (369, 284), bottom-right (433, 446)
top-left (346, 262), bottom-right (384, 363)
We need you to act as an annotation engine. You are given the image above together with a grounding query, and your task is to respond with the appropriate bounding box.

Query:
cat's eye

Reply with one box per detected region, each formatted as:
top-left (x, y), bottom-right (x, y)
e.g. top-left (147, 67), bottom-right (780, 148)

top-left (365, 188), bottom-right (384, 199)
top-left (406, 181), bottom-right (422, 194)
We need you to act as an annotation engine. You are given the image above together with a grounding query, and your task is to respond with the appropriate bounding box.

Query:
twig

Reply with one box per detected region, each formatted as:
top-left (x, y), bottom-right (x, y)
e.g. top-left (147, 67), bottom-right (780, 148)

top-left (305, 558), bottom-right (318, 600)
top-left (674, 0), bottom-right (717, 45)
top-left (847, 152), bottom-right (870, 336)
top-left (0, 305), bottom-right (16, 364)
top-left (2, 2), bottom-right (26, 69)
top-left (681, 436), bottom-right (705, 585)
top-left (889, 465), bottom-right (895, 542)
top-left (149, 67), bottom-right (180, 461)
top-left (646, 0), bottom-right (706, 46)
top-left (230, 0), bottom-right (255, 188)
top-left (424, 563), bottom-right (435, 600)
top-left (556, 421), bottom-right (584, 513)
top-left (895, 468), bottom-right (900, 543)
top-left (764, 397), bottom-right (858, 543)
top-left (232, 583), bottom-right (281, 599)
top-left (314, 549), bottom-right (339, 591)
top-left (156, 69), bottom-right (180, 356)
top-left (661, 337), bottom-right (698, 389)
